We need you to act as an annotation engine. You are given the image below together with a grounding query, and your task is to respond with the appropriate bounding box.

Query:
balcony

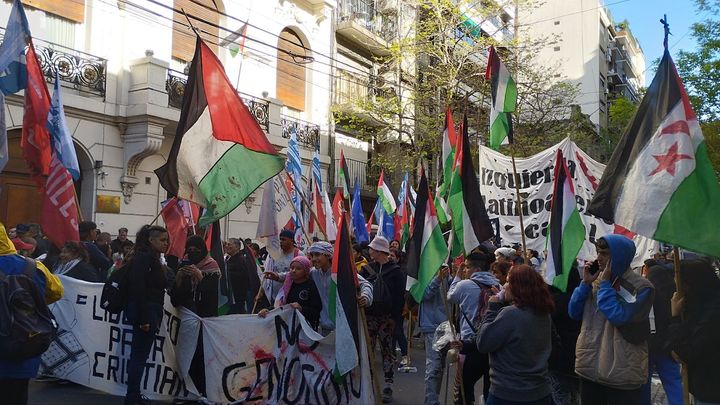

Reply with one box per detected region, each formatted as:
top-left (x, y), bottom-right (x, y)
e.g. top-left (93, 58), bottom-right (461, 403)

top-left (281, 116), bottom-right (320, 150)
top-left (165, 69), bottom-right (270, 132)
top-left (0, 28), bottom-right (107, 98)
top-left (336, 0), bottom-right (397, 56)
top-left (335, 157), bottom-right (379, 193)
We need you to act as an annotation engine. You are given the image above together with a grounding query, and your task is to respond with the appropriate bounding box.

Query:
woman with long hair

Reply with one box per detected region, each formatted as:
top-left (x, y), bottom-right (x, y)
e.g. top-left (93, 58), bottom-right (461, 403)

top-left (125, 225), bottom-right (168, 405)
top-left (667, 259), bottom-right (720, 405)
top-left (52, 241), bottom-right (101, 282)
top-left (476, 264), bottom-right (555, 405)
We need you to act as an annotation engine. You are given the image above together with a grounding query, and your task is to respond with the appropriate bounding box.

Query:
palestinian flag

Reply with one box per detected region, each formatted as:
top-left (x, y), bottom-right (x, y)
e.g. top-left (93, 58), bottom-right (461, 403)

top-left (438, 108), bottom-right (457, 196)
top-left (485, 46), bottom-right (517, 150)
top-left (338, 150), bottom-right (352, 200)
top-left (377, 169), bottom-right (397, 214)
top-left (155, 37), bottom-right (284, 226)
top-left (545, 149), bottom-right (586, 292)
top-left (405, 168), bottom-right (448, 302)
top-left (448, 115), bottom-right (494, 257)
top-left (330, 214), bottom-right (360, 377)
top-left (588, 49), bottom-right (720, 257)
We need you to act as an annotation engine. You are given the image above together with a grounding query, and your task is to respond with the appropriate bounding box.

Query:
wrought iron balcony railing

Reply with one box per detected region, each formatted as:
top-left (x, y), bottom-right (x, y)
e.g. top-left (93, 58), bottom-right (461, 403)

top-left (166, 69), bottom-right (270, 131)
top-left (335, 157), bottom-right (378, 192)
top-left (0, 28), bottom-right (107, 98)
top-left (337, 0), bottom-right (397, 43)
top-left (281, 116), bottom-right (320, 149)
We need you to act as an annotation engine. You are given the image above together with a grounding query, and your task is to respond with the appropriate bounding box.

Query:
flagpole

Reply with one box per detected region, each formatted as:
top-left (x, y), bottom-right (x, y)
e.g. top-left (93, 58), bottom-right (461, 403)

top-left (672, 245), bottom-right (690, 405)
top-left (276, 171), bottom-right (312, 245)
top-left (283, 169), bottom-right (328, 240)
top-left (509, 144), bottom-right (529, 264)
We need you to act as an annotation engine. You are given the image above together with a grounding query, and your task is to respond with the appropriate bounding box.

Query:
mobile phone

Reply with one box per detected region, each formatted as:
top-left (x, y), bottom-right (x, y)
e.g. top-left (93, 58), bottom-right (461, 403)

top-left (588, 260), bottom-right (600, 275)
top-left (180, 259), bottom-right (192, 267)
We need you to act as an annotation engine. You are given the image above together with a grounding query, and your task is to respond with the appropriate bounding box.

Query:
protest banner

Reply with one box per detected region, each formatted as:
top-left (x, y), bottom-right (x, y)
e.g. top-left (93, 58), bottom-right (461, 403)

top-left (42, 277), bottom-right (375, 404)
top-left (478, 138), bottom-right (657, 265)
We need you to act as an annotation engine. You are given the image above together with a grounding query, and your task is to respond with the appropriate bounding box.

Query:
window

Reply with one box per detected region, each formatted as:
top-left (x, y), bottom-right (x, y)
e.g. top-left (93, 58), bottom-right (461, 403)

top-left (46, 14), bottom-right (76, 48)
top-left (276, 29), bottom-right (307, 111)
top-left (172, 0), bottom-right (222, 62)
top-left (21, 0), bottom-right (85, 23)
top-left (553, 46), bottom-right (561, 51)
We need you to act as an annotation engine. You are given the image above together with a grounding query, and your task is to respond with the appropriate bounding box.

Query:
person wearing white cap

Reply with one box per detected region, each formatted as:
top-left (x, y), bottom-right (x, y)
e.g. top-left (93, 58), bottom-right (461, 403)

top-left (494, 247), bottom-right (518, 264)
top-left (359, 236), bottom-right (405, 403)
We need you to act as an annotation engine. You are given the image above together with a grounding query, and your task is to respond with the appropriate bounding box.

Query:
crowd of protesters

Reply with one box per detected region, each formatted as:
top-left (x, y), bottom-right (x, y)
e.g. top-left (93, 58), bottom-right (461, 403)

top-left (2, 219), bottom-right (720, 405)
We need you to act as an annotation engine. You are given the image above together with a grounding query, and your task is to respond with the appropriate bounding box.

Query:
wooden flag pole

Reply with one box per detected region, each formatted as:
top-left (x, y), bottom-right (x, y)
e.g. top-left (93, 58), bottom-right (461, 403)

top-left (283, 169), bottom-right (329, 240)
top-left (672, 246), bottom-right (690, 405)
top-left (509, 143), bottom-right (529, 264)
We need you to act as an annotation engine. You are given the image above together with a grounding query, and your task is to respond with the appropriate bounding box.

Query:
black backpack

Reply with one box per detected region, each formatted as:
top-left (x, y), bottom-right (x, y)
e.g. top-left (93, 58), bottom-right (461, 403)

top-left (0, 257), bottom-right (58, 361)
top-left (100, 264), bottom-right (130, 314)
top-left (363, 264), bottom-right (392, 315)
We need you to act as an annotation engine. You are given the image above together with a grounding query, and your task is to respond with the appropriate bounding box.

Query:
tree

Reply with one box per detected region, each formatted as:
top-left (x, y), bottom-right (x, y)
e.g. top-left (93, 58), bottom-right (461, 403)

top-left (332, 0), bottom-right (586, 180)
top-left (676, 0), bottom-right (720, 176)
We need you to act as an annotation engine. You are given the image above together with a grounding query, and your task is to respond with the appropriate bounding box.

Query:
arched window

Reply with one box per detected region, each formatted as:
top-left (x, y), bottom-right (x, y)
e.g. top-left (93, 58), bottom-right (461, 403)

top-left (276, 29), bottom-right (307, 111)
top-left (172, 0), bottom-right (221, 62)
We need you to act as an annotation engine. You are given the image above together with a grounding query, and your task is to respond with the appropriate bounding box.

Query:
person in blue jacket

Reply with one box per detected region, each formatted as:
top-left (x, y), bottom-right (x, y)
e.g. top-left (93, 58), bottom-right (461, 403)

top-left (568, 234), bottom-right (655, 405)
top-left (0, 223), bottom-right (63, 405)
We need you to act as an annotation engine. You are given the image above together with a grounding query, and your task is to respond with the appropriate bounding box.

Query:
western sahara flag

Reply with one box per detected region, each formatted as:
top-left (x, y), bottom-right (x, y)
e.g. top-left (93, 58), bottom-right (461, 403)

top-left (485, 46), bottom-right (517, 150)
top-left (588, 50), bottom-right (720, 257)
top-left (405, 168), bottom-right (448, 302)
top-left (545, 149), bottom-right (585, 292)
top-left (448, 115), bottom-right (494, 256)
top-left (155, 37), bottom-right (284, 226)
top-left (330, 214), bottom-right (360, 376)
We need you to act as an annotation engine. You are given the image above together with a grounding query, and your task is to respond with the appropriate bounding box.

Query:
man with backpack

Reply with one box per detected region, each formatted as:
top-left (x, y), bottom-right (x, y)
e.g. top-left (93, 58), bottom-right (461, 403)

top-left (359, 236), bottom-right (405, 404)
top-left (0, 223), bottom-right (64, 405)
top-left (448, 249), bottom-right (501, 405)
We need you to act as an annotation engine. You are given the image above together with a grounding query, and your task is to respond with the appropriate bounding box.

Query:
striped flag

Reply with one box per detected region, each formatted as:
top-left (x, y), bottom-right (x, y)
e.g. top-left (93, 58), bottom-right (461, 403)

top-left (545, 149), bottom-right (586, 292)
top-left (338, 150), bottom-right (351, 200)
top-left (588, 49), bottom-right (720, 257)
top-left (0, 0), bottom-right (31, 95)
top-left (155, 37), bottom-right (284, 226)
top-left (377, 169), bottom-right (397, 214)
top-left (438, 108), bottom-right (457, 196)
top-left (485, 46), bottom-right (517, 150)
top-left (330, 214), bottom-right (360, 376)
top-left (405, 167), bottom-right (448, 302)
top-left (448, 115), bottom-right (494, 256)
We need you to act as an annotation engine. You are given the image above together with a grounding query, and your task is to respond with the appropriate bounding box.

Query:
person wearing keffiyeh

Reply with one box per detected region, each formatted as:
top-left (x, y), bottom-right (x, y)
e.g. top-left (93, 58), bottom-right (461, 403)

top-left (259, 255), bottom-right (322, 329)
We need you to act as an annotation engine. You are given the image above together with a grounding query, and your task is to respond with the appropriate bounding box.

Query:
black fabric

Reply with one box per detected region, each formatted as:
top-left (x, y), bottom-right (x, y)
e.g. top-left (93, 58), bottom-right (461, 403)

top-left (454, 349), bottom-right (490, 405)
top-left (285, 279), bottom-right (322, 330)
top-left (459, 115), bottom-right (493, 245)
top-left (126, 251), bottom-right (166, 325)
top-left (83, 241), bottom-right (112, 281)
top-left (404, 170), bottom-right (429, 288)
top-left (548, 266), bottom-right (582, 375)
top-left (226, 253), bottom-right (250, 305)
top-left (64, 260), bottom-right (101, 283)
top-left (579, 378), bottom-right (642, 405)
top-left (646, 263), bottom-right (676, 355)
top-left (588, 50), bottom-right (682, 221)
top-left (0, 377), bottom-right (29, 405)
top-left (667, 294), bottom-right (720, 402)
top-left (170, 272), bottom-right (219, 318)
top-left (360, 260), bottom-right (404, 318)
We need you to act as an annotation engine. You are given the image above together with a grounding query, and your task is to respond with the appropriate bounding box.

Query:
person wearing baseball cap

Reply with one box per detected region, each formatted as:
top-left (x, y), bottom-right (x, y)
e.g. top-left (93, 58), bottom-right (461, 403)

top-left (495, 247), bottom-right (518, 264)
top-left (359, 236), bottom-right (405, 403)
top-left (260, 229), bottom-right (304, 311)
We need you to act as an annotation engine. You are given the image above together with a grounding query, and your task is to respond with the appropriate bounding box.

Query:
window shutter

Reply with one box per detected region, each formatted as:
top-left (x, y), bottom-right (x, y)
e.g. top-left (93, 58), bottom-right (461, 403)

top-left (172, 0), bottom-right (220, 62)
top-left (21, 0), bottom-right (85, 24)
top-left (276, 29), bottom-right (306, 111)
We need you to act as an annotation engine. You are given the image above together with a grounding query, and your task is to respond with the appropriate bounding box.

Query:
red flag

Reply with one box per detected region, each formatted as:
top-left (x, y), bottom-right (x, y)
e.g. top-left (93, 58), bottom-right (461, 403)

top-left (41, 157), bottom-right (79, 248)
top-left (332, 189), bottom-right (343, 226)
top-left (160, 197), bottom-right (190, 258)
top-left (314, 182), bottom-right (327, 236)
top-left (22, 43), bottom-right (52, 185)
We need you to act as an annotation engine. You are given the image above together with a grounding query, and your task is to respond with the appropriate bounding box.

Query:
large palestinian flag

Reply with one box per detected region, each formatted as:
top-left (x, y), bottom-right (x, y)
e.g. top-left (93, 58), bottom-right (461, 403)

top-left (155, 37), bottom-right (284, 226)
top-left (448, 115), bottom-right (494, 256)
top-left (330, 214), bottom-right (360, 376)
top-left (588, 49), bottom-right (720, 257)
top-left (545, 149), bottom-right (585, 292)
top-left (405, 168), bottom-right (448, 302)
top-left (485, 46), bottom-right (517, 150)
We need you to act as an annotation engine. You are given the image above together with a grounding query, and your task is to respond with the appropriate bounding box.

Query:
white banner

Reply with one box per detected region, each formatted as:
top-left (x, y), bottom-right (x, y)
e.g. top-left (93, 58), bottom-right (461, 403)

top-left (478, 138), bottom-right (658, 266)
top-left (42, 277), bottom-right (375, 404)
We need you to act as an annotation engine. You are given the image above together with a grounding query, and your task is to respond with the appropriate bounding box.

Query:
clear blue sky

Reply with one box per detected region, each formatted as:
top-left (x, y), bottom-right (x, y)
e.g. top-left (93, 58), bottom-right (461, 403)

top-left (607, 0), bottom-right (705, 69)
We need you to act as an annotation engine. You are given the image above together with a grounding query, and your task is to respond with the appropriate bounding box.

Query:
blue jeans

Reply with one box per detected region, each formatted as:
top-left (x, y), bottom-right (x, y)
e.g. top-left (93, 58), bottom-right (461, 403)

top-left (424, 332), bottom-right (446, 405)
top-left (486, 393), bottom-right (552, 405)
top-left (125, 301), bottom-right (163, 403)
top-left (641, 353), bottom-right (683, 405)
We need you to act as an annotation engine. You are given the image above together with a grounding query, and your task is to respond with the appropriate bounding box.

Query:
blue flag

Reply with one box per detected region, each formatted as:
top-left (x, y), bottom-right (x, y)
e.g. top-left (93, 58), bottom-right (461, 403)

top-left (0, 93), bottom-right (7, 172)
top-left (0, 0), bottom-right (31, 95)
top-left (286, 129), bottom-right (304, 234)
top-left (373, 198), bottom-right (395, 239)
top-left (48, 71), bottom-right (80, 180)
top-left (351, 178), bottom-right (369, 243)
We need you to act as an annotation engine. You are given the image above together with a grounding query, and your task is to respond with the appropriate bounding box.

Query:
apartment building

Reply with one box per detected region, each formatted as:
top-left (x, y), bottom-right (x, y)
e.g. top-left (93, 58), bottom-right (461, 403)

top-left (521, 0), bottom-right (645, 130)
